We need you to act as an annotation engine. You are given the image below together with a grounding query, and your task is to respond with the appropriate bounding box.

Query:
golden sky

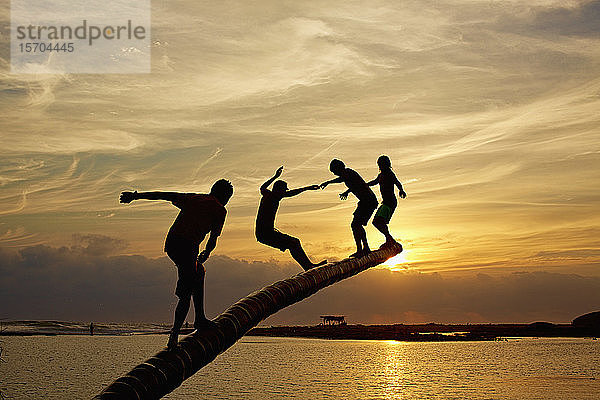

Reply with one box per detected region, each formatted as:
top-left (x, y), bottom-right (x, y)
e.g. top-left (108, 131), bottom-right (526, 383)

top-left (1, 1), bottom-right (599, 323)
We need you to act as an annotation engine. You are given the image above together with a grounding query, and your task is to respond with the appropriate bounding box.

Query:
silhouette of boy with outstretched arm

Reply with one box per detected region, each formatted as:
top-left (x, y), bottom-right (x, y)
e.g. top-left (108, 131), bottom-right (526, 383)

top-left (320, 159), bottom-right (378, 258)
top-left (367, 155), bottom-right (406, 246)
top-left (120, 179), bottom-right (233, 349)
top-left (256, 166), bottom-right (326, 270)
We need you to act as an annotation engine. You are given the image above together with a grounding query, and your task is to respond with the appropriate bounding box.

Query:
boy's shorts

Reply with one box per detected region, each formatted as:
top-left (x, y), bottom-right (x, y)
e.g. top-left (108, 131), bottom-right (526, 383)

top-left (374, 204), bottom-right (395, 223)
top-left (164, 234), bottom-right (203, 298)
top-left (353, 200), bottom-right (377, 226)
top-left (257, 229), bottom-right (299, 252)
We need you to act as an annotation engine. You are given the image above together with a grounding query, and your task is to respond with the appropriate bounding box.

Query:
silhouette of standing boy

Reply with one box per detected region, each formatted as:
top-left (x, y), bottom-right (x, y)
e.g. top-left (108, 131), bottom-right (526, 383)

top-left (367, 155), bottom-right (406, 246)
top-left (320, 159), bottom-right (378, 258)
top-left (120, 179), bottom-right (233, 349)
top-left (256, 166), bottom-right (326, 270)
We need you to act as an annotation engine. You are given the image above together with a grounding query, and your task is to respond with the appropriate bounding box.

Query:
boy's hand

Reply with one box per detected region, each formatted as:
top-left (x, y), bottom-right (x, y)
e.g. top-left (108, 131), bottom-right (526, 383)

top-left (120, 191), bottom-right (137, 204)
top-left (399, 190), bottom-right (407, 199)
top-left (319, 182), bottom-right (328, 189)
top-left (339, 192), bottom-right (348, 200)
top-left (197, 250), bottom-right (210, 264)
top-left (275, 166), bottom-right (284, 178)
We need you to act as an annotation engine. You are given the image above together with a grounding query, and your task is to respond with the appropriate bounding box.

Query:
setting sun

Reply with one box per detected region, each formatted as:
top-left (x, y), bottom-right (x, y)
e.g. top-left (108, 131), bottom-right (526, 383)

top-left (382, 252), bottom-right (410, 270)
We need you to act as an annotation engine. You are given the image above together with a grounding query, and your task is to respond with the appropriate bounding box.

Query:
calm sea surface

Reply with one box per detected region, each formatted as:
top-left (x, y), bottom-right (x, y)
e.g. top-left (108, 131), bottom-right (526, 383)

top-left (1, 336), bottom-right (598, 399)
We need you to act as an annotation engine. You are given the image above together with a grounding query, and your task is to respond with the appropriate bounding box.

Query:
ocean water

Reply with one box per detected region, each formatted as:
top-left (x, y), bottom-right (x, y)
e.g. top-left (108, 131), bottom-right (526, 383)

top-left (1, 335), bottom-right (598, 399)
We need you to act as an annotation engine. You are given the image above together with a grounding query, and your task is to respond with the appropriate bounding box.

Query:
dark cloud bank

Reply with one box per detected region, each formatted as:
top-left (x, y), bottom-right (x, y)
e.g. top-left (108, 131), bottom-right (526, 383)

top-left (531, 0), bottom-right (600, 36)
top-left (1, 235), bottom-right (598, 325)
top-left (496, 1), bottom-right (600, 37)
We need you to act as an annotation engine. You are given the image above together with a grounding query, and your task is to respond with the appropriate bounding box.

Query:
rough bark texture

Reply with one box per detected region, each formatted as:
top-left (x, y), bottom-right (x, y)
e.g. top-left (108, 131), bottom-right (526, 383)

top-left (94, 243), bottom-right (402, 399)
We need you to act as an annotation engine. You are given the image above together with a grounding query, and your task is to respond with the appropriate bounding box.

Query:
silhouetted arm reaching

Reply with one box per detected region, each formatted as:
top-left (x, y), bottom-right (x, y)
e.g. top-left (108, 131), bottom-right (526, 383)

top-left (366, 177), bottom-right (379, 186)
top-left (284, 184), bottom-right (320, 198)
top-left (120, 191), bottom-right (187, 204)
top-left (261, 166), bottom-right (284, 194)
top-left (319, 177), bottom-right (343, 189)
top-left (339, 189), bottom-right (350, 200)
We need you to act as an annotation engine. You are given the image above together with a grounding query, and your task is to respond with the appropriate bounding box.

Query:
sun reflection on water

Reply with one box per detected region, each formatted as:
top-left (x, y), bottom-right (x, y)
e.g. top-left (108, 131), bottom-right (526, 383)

top-left (382, 340), bottom-right (406, 399)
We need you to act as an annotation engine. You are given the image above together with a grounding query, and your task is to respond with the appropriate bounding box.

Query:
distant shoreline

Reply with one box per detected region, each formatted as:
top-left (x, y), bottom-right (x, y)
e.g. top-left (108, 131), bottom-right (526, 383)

top-left (0, 330), bottom-right (193, 337)
top-left (0, 320), bottom-right (174, 337)
top-left (3, 322), bottom-right (598, 341)
top-left (246, 322), bottom-right (599, 342)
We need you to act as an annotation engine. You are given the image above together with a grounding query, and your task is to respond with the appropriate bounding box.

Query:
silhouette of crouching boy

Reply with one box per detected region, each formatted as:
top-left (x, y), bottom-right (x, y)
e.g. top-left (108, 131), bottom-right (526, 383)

top-left (255, 166), bottom-right (326, 270)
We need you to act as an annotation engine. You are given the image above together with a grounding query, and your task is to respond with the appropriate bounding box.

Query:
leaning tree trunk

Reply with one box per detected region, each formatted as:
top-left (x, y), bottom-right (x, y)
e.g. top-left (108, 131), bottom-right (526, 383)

top-left (94, 243), bottom-right (402, 399)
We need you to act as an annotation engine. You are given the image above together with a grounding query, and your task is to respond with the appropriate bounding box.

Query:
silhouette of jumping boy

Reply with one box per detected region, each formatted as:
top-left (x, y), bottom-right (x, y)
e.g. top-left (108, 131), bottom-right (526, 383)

top-left (120, 179), bottom-right (233, 349)
top-left (320, 159), bottom-right (378, 258)
top-left (256, 166), bottom-right (326, 270)
top-left (367, 155), bottom-right (407, 246)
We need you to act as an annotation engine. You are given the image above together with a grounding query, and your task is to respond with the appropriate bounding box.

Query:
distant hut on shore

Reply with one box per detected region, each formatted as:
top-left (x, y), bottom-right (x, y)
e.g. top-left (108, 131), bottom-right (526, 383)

top-left (320, 315), bottom-right (347, 326)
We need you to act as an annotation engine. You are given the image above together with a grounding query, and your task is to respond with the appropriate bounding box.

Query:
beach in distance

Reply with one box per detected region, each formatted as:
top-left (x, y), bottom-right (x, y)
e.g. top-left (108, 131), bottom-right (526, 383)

top-left (2, 313), bottom-right (599, 340)
top-left (248, 321), bottom-right (599, 341)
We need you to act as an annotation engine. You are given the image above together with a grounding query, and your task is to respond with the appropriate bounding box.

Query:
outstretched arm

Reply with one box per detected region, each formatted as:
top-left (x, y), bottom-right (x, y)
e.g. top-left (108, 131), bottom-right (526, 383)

top-left (366, 177), bottom-right (379, 186)
top-left (319, 177), bottom-right (343, 189)
top-left (260, 166), bottom-right (284, 194)
top-left (120, 191), bottom-right (186, 204)
top-left (284, 184), bottom-right (320, 198)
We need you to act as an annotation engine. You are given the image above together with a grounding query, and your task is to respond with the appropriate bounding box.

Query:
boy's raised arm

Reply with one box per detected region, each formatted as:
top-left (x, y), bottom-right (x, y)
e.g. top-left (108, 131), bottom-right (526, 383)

top-left (261, 166), bottom-right (284, 194)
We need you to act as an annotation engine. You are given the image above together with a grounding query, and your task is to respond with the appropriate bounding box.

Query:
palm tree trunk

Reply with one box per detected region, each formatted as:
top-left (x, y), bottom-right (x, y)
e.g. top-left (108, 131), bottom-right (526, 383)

top-left (94, 243), bottom-right (402, 399)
